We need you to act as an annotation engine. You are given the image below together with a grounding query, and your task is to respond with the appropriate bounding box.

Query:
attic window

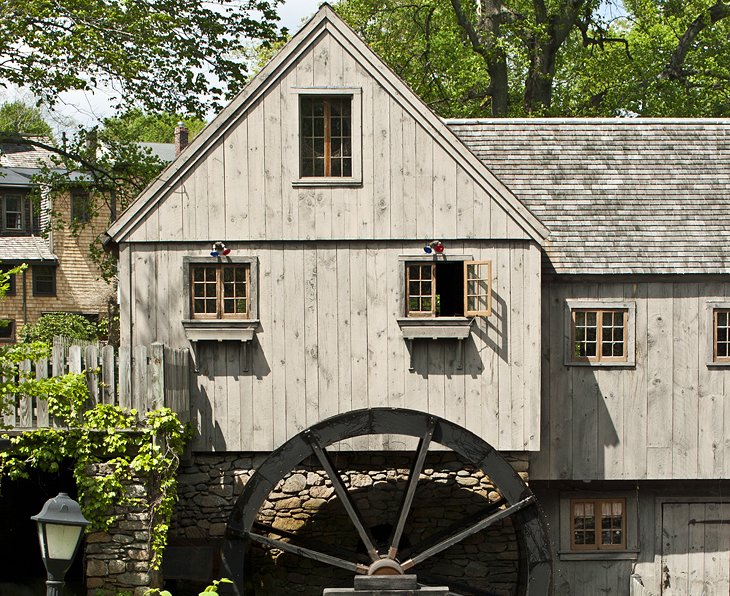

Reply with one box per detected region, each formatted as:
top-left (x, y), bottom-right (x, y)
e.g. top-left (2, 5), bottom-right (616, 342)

top-left (300, 96), bottom-right (352, 177)
top-left (293, 88), bottom-right (362, 187)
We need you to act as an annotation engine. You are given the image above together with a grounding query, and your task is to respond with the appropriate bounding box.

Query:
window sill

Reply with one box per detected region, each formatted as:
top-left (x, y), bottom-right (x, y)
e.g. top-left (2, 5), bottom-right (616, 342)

top-left (181, 319), bottom-right (260, 343)
top-left (565, 360), bottom-right (635, 368)
top-left (397, 317), bottom-right (473, 340)
top-left (292, 177), bottom-right (362, 188)
top-left (707, 360), bottom-right (730, 368)
top-left (397, 318), bottom-right (473, 371)
top-left (558, 550), bottom-right (639, 561)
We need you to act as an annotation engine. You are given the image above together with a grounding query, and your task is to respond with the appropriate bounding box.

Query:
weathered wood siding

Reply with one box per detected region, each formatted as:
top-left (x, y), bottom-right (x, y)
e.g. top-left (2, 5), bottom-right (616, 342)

top-left (533, 279), bottom-right (730, 481)
top-left (120, 241), bottom-right (541, 453)
top-left (124, 31), bottom-right (530, 244)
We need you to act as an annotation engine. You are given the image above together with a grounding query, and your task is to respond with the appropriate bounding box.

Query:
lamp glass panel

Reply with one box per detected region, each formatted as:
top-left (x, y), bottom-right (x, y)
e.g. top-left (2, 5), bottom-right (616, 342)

top-left (44, 523), bottom-right (83, 560)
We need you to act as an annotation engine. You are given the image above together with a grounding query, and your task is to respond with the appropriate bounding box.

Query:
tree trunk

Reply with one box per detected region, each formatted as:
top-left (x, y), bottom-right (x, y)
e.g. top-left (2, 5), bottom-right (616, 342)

top-left (451, 0), bottom-right (511, 116)
top-left (524, 37), bottom-right (559, 113)
top-left (523, 0), bottom-right (586, 114)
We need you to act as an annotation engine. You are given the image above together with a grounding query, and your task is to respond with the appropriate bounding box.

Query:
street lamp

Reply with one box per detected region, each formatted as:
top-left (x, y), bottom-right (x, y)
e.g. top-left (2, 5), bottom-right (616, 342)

top-left (31, 492), bottom-right (89, 596)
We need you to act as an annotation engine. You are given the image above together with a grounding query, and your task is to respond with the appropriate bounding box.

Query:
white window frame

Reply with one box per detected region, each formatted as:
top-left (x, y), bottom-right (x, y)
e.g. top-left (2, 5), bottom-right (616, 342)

top-left (291, 87), bottom-right (362, 187)
top-left (564, 300), bottom-right (636, 367)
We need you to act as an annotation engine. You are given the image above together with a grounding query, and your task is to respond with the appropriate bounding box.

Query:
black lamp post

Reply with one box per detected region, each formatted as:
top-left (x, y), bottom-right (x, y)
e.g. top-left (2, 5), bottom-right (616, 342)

top-left (31, 492), bottom-right (89, 596)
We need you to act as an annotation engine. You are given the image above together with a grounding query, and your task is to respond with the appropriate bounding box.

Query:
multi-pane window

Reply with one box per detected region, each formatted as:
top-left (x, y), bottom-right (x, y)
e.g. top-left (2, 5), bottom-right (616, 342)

top-left (1, 265), bottom-right (16, 296)
top-left (572, 309), bottom-right (627, 362)
top-left (571, 499), bottom-right (625, 551)
top-left (714, 309), bottom-right (730, 362)
top-left (1, 193), bottom-right (40, 234)
top-left (32, 266), bottom-right (56, 296)
top-left (0, 319), bottom-right (14, 342)
top-left (71, 191), bottom-right (91, 223)
top-left (191, 264), bottom-right (250, 319)
top-left (300, 96), bottom-right (352, 177)
top-left (4, 194), bottom-right (24, 230)
top-left (405, 260), bottom-right (491, 318)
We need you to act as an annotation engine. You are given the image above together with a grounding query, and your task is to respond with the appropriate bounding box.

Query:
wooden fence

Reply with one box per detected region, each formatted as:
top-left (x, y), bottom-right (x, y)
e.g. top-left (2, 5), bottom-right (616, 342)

top-left (3, 342), bottom-right (190, 430)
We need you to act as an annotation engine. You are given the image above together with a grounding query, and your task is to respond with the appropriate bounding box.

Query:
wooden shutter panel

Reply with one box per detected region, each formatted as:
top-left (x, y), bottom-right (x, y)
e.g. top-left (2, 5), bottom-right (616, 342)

top-left (463, 260), bottom-right (492, 317)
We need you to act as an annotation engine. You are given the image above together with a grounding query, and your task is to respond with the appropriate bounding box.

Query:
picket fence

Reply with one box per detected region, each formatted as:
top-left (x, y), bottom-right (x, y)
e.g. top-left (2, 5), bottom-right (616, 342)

top-left (3, 342), bottom-right (190, 430)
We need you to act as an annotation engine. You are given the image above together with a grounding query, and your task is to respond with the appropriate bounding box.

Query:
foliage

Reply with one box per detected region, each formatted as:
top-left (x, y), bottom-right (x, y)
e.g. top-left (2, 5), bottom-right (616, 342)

top-left (20, 312), bottom-right (99, 345)
top-left (146, 578), bottom-right (234, 596)
top-left (103, 109), bottom-right (207, 144)
top-left (0, 101), bottom-right (53, 137)
top-left (0, 397), bottom-right (190, 568)
top-left (334, 0), bottom-right (730, 117)
top-left (0, 0), bottom-right (286, 115)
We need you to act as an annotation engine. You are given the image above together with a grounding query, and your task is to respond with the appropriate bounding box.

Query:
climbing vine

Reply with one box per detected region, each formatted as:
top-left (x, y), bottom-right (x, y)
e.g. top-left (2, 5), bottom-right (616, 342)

top-left (0, 373), bottom-right (190, 569)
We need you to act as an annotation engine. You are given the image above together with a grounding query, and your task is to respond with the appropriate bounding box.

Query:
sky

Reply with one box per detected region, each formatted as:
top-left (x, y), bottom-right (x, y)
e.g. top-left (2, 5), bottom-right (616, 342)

top-left (4, 0), bottom-right (323, 133)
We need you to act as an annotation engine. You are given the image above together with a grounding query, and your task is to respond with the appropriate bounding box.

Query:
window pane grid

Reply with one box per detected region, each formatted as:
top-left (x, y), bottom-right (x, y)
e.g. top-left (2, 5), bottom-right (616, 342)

top-left (465, 261), bottom-right (491, 315)
top-left (715, 309), bottom-right (730, 360)
top-left (300, 96), bottom-right (352, 178)
top-left (191, 264), bottom-right (250, 320)
top-left (571, 498), bottom-right (625, 551)
top-left (406, 264), bottom-right (434, 316)
top-left (572, 309), bottom-right (627, 362)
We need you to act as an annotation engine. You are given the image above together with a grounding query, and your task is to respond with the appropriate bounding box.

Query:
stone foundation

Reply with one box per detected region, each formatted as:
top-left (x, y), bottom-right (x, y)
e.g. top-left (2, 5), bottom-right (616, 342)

top-left (84, 464), bottom-right (162, 596)
top-left (167, 451), bottom-right (529, 596)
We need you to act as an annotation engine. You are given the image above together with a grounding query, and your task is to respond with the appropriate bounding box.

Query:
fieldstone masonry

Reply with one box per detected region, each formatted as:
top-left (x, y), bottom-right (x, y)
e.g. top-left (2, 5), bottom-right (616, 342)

top-left (83, 464), bottom-right (162, 596)
top-left (167, 452), bottom-right (529, 596)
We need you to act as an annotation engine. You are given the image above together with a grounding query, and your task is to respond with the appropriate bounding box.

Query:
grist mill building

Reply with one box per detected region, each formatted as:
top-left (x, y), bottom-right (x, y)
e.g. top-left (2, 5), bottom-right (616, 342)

top-left (103, 5), bottom-right (730, 595)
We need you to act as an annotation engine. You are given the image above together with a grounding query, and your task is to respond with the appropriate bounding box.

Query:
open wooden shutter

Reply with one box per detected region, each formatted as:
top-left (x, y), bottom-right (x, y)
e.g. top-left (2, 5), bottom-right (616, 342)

top-left (464, 260), bottom-right (491, 316)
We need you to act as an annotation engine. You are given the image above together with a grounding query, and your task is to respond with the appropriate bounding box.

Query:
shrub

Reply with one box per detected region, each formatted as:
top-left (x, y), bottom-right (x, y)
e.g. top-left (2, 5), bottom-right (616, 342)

top-left (21, 312), bottom-right (98, 345)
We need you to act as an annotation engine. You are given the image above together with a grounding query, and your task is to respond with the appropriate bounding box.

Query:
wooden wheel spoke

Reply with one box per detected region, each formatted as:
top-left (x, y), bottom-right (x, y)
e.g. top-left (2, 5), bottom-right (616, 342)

top-left (387, 416), bottom-right (435, 559)
top-left (399, 497), bottom-right (507, 561)
top-left (252, 521), bottom-right (365, 562)
top-left (305, 429), bottom-right (380, 562)
top-left (247, 530), bottom-right (368, 575)
top-left (401, 495), bottom-right (535, 571)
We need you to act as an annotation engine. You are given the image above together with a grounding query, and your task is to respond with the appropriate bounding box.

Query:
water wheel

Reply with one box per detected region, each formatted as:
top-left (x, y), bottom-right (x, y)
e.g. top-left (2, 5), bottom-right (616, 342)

top-left (222, 408), bottom-right (552, 595)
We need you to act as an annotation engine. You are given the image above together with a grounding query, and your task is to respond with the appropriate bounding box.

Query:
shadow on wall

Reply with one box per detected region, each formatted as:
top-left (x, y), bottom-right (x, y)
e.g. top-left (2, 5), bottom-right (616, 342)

top-left (408, 289), bottom-right (510, 378)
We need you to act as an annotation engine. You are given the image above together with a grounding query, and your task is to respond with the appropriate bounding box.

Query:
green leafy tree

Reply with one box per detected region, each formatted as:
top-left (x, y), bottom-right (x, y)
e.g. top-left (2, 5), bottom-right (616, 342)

top-left (0, 101), bottom-right (53, 136)
top-left (103, 109), bottom-right (207, 144)
top-left (335, 0), bottom-right (730, 117)
top-left (0, 0), bottom-right (285, 115)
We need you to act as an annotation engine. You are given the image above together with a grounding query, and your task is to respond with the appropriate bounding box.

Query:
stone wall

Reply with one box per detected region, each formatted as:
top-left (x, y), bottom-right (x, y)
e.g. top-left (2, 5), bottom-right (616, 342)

top-left (166, 451), bottom-right (529, 596)
top-left (84, 464), bottom-right (162, 596)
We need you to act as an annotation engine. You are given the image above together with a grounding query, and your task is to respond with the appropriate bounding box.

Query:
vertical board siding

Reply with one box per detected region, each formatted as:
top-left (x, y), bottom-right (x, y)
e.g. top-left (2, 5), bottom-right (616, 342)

top-left (534, 280), bottom-right (730, 481)
top-left (124, 35), bottom-right (531, 245)
top-left (127, 241), bottom-right (539, 453)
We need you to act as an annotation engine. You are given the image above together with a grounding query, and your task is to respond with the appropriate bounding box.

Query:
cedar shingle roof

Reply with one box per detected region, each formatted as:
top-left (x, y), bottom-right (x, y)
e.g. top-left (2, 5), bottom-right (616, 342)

top-left (447, 118), bottom-right (730, 274)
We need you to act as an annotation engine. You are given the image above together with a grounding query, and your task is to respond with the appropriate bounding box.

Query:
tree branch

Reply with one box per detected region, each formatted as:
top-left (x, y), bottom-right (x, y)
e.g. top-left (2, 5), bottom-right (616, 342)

top-left (664, 2), bottom-right (730, 80)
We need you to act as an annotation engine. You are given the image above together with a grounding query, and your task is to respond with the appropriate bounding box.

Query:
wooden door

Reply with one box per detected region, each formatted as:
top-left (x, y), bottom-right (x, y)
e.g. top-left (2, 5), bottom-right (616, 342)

top-left (661, 502), bottom-right (730, 596)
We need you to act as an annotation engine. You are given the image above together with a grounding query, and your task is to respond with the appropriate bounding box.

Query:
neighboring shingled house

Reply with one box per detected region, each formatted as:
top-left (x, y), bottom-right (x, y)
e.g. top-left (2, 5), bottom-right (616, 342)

top-left (98, 6), bottom-right (730, 595)
top-left (0, 139), bottom-right (113, 341)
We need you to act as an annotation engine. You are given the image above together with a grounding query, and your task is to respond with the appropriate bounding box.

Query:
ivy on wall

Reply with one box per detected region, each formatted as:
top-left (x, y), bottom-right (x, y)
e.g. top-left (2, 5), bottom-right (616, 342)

top-left (0, 360), bottom-right (190, 568)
